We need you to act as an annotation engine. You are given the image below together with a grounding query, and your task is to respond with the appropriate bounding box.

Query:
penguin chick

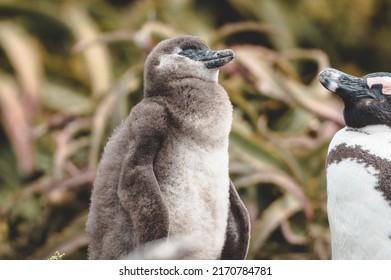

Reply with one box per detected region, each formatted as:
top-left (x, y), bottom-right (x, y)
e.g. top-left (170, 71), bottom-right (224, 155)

top-left (86, 35), bottom-right (250, 260)
top-left (319, 68), bottom-right (391, 259)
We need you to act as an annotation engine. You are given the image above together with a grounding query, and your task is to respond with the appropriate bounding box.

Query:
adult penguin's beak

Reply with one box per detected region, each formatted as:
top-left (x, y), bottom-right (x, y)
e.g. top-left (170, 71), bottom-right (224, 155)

top-left (319, 68), bottom-right (378, 102)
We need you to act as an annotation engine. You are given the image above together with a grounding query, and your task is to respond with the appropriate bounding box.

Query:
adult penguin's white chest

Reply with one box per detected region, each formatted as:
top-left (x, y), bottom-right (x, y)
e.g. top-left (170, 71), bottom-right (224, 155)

top-left (326, 125), bottom-right (391, 259)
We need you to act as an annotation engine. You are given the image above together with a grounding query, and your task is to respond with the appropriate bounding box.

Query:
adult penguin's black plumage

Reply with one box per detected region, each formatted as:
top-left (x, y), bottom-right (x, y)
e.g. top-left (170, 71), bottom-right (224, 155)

top-left (319, 68), bottom-right (391, 259)
top-left (86, 35), bottom-right (250, 260)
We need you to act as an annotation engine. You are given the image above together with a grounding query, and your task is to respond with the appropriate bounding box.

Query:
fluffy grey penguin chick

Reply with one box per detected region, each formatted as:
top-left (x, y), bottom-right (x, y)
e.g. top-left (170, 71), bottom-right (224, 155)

top-left (86, 35), bottom-right (250, 260)
top-left (319, 68), bottom-right (391, 259)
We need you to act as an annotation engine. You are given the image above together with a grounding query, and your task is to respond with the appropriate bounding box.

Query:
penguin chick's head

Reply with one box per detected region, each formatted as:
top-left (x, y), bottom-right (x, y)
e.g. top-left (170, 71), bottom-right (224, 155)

top-left (319, 67), bottom-right (391, 128)
top-left (144, 35), bottom-right (234, 96)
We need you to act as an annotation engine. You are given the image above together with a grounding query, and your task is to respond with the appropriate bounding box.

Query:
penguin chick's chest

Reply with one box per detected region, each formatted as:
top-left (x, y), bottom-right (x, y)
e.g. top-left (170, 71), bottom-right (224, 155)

top-left (155, 137), bottom-right (230, 254)
top-left (152, 106), bottom-right (232, 257)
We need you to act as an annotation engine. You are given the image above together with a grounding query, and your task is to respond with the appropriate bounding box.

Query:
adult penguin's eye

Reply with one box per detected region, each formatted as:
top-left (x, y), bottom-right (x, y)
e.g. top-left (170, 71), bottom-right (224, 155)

top-left (366, 76), bottom-right (391, 95)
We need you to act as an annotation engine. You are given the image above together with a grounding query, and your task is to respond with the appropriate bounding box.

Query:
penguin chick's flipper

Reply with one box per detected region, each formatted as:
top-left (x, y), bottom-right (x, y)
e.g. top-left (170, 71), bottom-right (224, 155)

top-left (220, 180), bottom-right (250, 259)
top-left (117, 101), bottom-right (170, 246)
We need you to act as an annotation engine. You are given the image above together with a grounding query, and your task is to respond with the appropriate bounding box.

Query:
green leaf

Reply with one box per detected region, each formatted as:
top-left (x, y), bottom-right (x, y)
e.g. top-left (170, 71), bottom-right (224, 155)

top-left (230, 121), bottom-right (290, 173)
top-left (0, 21), bottom-right (42, 118)
top-left (62, 5), bottom-right (113, 98)
top-left (40, 82), bottom-right (93, 115)
top-left (0, 74), bottom-right (35, 175)
top-left (248, 194), bottom-right (302, 259)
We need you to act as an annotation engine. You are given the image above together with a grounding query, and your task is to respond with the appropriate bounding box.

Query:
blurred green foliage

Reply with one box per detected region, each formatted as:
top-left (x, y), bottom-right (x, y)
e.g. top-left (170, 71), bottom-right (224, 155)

top-left (0, 0), bottom-right (389, 260)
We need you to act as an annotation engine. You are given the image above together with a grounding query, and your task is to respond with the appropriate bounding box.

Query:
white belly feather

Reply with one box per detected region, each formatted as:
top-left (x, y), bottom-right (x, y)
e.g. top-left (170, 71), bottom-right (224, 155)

top-left (327, 125), bottom-right (391, 259)
top-left (158, 139), bottom-right (229, 259)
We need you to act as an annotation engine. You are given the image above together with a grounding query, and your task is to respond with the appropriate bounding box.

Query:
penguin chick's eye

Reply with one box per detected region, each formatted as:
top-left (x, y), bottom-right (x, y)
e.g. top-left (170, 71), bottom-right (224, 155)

top-left (177, 48), bottom-right (209, 61)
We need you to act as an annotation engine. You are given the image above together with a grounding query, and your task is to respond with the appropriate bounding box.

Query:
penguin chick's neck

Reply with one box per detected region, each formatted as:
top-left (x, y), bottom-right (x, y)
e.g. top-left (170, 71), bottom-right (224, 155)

top-left (147, 77), bottom-right (231, 119)
top-left (145, 77), bottom-right (233, 149)
top-left (144, 70), bottom-right (221, 99)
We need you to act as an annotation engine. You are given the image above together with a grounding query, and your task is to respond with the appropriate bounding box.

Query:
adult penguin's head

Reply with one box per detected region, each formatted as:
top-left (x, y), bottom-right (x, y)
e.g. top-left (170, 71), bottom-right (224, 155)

top-left (319, 68), bottom-right (391, 128)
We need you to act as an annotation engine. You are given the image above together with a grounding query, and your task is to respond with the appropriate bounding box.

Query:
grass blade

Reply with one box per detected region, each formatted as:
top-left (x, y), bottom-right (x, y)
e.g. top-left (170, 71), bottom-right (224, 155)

top-left (0, 74), bottom-right (35, 175)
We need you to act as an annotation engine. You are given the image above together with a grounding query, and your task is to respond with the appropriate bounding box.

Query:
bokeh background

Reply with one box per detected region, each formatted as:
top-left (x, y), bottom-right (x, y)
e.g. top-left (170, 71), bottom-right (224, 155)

top-left (0, 0), bottom-right (390, 260)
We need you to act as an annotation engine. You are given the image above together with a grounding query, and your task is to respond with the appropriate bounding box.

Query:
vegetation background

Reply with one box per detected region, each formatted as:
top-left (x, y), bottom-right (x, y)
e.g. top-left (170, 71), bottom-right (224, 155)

top-left (0, 0), bottom-right (390, 260)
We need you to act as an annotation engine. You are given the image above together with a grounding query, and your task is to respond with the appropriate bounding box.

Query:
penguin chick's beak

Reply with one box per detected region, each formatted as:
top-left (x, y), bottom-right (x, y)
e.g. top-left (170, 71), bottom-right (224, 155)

top-left (178, 48), bottom-right (235, 69)
top-left (318, 67), bottom-right (378, 102)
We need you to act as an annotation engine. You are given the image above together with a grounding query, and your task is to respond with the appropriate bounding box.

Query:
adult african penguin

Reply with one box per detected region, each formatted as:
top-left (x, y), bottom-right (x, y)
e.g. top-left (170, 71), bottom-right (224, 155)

top-left (86, 35), bottom-right (250, 259)
top-left (319, 67), bottom-right (391, 259)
